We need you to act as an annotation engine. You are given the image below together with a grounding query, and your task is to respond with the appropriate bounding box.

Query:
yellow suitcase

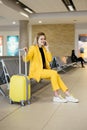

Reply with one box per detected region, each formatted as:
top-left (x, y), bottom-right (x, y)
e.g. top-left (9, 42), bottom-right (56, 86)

top-left (9, 75), bottom-right (31, 106)
top-left (9, 49), bottom-right (31, 106)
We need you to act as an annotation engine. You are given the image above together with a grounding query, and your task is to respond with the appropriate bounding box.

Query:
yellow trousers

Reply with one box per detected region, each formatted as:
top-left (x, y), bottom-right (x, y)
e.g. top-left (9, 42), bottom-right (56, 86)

top-left (40, 69), bottom-right (68, 92)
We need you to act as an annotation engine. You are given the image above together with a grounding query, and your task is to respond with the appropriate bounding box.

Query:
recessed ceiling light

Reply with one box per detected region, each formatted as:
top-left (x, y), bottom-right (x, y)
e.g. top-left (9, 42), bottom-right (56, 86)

top-left (16, 2), bottom-right (19, 4)
top-left (68, 5), bottom-right (74, 11)
top-left (20, 12), bottom-right (29, 18)
top-left (24, 8), bottom-right (33, 14)
top-left (62, 0), bottom-right (76, 11)
top-left (12, 21), bottom-right (16, 24)
top-left (38, 20), bottom-right (42, 24)
top-left (0, 1), bottom-right (3, 4)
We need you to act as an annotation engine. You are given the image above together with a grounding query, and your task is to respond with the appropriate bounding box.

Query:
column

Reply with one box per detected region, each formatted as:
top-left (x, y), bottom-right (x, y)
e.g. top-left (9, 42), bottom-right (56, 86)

top-left (19, 20), bottom-right (29, 48)
top-left (29, 23), bottom-right (32, 46)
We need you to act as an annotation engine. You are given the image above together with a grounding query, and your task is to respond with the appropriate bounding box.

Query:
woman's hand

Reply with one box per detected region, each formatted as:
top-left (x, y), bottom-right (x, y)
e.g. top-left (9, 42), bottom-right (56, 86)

top-left (44, 41), bottom-right (50, 52)
top-left (23, 47), bottom-right (28, 53)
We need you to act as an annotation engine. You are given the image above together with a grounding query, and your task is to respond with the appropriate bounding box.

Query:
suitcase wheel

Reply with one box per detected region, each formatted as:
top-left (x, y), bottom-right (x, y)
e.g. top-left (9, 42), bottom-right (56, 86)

top-left (20, 100), bottom-right (25, 106)
top-left (27, 100), bottom-right (30, 105)
top-left (9, 99), bottom-right (14, 104)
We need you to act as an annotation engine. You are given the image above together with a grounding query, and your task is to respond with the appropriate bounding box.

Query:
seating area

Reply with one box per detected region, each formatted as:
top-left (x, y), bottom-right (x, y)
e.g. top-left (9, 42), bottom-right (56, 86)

top-left (0, 55), bottom-right (80, 97)
top-left (50, 56), bottom-right (77, 72)
top-left (0, 56), bottom-right (50, 97)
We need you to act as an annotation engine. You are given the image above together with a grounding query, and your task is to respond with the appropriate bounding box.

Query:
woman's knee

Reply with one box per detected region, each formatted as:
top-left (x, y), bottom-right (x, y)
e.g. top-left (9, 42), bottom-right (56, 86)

top-left (51, 70), bottom-right (57, 75)
top-left (50, 70), bottom-right (59, 79)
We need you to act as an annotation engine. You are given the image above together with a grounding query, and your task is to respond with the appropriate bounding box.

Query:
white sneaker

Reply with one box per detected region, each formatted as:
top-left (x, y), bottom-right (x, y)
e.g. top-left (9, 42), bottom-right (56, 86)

top-left (53, 95), bottom-right (67, 103)
top-left (66, 95), bottom-right (79, 103)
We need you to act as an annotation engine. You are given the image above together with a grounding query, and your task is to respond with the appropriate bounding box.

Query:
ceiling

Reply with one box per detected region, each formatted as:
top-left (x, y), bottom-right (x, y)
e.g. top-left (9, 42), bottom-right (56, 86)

top-left (0, 0), bottom-right (87, 27)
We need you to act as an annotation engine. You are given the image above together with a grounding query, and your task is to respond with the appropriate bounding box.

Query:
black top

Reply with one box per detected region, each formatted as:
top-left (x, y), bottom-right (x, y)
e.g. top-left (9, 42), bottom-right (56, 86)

top-left (39, 47), bottom-right (46, 68)
top-left (71, 50), bottom-right (78, 62)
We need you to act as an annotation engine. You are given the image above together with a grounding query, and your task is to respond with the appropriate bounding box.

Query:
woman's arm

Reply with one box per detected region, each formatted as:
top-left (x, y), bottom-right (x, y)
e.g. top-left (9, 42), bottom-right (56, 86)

top-left (23, 46), bottom-right (34, 62)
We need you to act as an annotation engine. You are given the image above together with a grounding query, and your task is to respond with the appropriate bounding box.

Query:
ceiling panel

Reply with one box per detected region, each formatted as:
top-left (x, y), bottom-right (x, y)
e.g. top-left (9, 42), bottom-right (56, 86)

top-left (73, 0), bottom-right (87, 11)
top-left (19, 0), bottom-right (68, 13)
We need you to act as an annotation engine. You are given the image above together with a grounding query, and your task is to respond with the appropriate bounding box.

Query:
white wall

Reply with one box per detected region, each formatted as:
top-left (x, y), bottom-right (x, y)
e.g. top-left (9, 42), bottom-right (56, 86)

top-left (75, 23), bottom-right (87, 55)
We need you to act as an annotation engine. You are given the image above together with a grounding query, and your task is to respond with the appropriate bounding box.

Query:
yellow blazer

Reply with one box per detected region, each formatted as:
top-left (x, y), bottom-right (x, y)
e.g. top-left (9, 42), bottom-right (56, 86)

top-left (23, 45), bottom-right (52, 82)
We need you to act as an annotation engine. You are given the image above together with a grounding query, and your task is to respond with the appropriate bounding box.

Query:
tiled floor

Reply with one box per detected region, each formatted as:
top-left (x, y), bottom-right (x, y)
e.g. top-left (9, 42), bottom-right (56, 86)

top-left (0, 65), bottom-right (87, 130)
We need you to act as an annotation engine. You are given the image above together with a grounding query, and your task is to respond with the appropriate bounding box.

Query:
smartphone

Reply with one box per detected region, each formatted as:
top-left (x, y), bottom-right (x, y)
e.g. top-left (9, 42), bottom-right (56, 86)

top-left (44, 42), bottom-right (47, 46)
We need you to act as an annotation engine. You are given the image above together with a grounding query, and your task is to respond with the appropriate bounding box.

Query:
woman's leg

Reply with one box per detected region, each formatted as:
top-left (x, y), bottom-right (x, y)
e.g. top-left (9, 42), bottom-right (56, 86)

top-left (77, 57), bottom-right (85, 67)
top-left (40, 69), bottom-right (68, 102)
top-left (40, 69), bottom-right (79, 103)
top-left (40, 69), bottom-right (68, 93)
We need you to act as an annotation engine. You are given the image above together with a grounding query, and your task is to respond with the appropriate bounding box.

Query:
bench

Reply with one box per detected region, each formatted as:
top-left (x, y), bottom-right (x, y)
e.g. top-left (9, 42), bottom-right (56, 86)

top-left (50, 56), bottom-right (77, 72)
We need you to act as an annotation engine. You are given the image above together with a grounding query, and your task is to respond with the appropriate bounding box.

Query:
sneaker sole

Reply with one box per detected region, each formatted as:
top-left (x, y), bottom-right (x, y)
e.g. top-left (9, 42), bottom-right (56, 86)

top-left (53, 100), bottom-right (67, 103)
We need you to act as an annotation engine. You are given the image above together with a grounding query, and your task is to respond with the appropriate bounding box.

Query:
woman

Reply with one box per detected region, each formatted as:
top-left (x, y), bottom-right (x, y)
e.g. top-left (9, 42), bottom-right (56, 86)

top-left (23, 32), bottom-right (79, 103)
top-left (71, 49), bottom-right (85, 68)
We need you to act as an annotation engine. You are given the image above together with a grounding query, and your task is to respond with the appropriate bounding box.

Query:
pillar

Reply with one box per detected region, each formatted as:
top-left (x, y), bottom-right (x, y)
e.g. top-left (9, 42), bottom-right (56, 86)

top-left (19, 20), bottom-right (29, 49)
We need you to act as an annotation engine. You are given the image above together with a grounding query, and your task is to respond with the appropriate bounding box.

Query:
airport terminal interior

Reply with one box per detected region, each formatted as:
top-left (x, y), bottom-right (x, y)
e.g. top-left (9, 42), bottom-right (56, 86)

top-left (0, 0), bottom-right (87, 130)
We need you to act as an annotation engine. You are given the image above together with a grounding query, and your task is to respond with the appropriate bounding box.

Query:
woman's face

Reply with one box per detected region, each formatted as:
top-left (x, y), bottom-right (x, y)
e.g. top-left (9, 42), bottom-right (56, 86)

top-left (38, 35), bottom-right (46, 47)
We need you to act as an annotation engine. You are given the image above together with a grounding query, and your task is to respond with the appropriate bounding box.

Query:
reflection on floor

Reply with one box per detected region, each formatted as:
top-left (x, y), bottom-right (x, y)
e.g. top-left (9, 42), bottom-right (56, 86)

top-left (0, 65), bottom-right (87, 130)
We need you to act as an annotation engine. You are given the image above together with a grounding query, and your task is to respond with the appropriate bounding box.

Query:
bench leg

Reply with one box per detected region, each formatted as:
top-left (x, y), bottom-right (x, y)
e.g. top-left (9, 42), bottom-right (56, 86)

top-left (57, 67), bottom-right (66, 73)
top-left (0, 87), bottom-right (6, 96)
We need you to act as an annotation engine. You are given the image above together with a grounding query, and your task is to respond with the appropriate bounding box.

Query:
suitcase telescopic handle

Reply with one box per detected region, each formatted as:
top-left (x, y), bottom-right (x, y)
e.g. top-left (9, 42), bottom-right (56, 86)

top-left (19, 49), bottom-right (27, 75)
